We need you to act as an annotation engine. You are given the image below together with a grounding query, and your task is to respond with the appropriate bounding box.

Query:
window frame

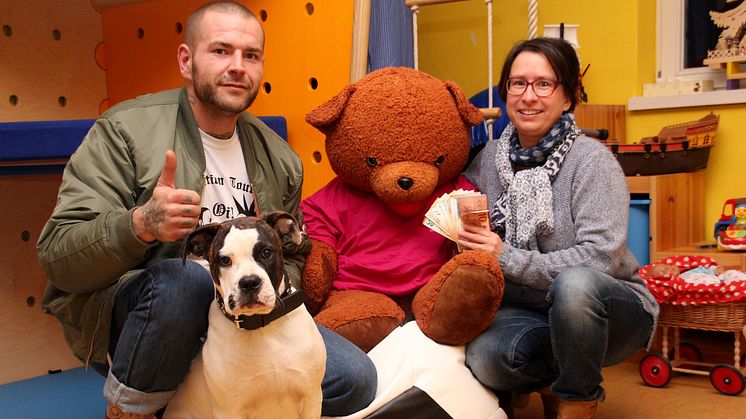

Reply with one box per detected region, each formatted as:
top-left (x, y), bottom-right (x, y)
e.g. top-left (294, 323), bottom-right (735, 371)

top-left (657, 0), bottom-right (726, 89)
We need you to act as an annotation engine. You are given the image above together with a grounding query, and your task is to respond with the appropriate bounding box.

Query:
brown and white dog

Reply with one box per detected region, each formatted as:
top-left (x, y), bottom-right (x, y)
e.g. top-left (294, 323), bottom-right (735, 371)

top-left (164, 213), bottom-right (326, 419)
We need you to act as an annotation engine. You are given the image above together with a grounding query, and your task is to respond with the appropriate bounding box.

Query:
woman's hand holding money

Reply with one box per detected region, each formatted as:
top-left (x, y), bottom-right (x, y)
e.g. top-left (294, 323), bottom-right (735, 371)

top-left (458, 223), bottom-right (503, 259)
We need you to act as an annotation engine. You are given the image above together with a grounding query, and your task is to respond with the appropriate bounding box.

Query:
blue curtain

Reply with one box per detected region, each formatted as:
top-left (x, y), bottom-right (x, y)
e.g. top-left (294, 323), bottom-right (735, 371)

top-left (367, 0), bottom-right (414, 72)
top-left (367, 1), bottom-right (507, 150)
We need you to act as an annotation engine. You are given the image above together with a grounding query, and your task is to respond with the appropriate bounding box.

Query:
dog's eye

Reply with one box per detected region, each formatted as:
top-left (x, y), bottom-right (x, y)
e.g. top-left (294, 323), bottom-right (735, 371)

top-left (261, 248), bottom-right (273, 259)
top-left (366, 157), bottom-right (378, 167)
top-left (434, 155), bottom-right (445, 167)
top-left (219, 256), bottom-right (231, 266)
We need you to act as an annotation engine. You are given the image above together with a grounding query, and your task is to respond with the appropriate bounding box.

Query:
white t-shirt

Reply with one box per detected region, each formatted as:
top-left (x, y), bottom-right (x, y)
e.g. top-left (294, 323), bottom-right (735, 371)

top-left (199, 128), bottom-right (254, 226)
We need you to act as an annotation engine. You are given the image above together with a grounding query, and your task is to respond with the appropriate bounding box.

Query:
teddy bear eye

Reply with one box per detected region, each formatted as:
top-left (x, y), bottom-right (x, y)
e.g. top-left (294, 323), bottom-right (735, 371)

top-left (219, 256), bottom-right (232, 266)
top-left (366, 157), bottom-right (378, 167)
top-left (434, 155), bottom-right (445, 167)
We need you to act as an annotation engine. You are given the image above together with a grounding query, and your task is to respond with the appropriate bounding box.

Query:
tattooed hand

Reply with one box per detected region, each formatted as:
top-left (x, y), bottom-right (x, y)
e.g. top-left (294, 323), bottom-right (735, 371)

top-left (133, 150), bottom-right (201, 243)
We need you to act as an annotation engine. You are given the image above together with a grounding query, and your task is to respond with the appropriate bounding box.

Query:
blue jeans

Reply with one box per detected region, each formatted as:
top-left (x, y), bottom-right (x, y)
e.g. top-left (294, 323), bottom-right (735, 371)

top-left (104, 259), bottom-right (376, 415)
top-left (465, 266), bottom-right (654, 402)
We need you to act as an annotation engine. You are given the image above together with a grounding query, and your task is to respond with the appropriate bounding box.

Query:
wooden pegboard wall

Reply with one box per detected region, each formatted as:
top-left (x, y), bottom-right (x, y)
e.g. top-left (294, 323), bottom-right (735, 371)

top-left (97, 0), bottom-right (354, 197)
top-left (0, 0), bottom-right (106, 121)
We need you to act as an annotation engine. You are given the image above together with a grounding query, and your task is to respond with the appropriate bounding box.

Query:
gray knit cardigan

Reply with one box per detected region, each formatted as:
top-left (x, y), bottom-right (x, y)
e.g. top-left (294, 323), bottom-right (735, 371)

top-left (463, 134), bottom-right (659, 325)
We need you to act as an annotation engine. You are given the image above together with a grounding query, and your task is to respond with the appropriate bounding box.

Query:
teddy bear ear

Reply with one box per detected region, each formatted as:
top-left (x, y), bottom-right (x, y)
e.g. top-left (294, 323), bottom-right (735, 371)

top-left (306, 84), bottom-right (357, 129)
top-left (443, 80), bottom-right (484, 127)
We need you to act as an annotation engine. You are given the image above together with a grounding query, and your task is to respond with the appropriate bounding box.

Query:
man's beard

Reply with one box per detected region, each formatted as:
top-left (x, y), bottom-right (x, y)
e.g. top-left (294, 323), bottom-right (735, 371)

top-left (192, 64), bottom-right (258, 115)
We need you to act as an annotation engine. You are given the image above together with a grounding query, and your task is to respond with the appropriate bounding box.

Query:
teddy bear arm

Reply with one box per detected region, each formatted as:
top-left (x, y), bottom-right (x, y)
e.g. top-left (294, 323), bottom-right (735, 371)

top-left (301, 239), bottom-right (338, 315)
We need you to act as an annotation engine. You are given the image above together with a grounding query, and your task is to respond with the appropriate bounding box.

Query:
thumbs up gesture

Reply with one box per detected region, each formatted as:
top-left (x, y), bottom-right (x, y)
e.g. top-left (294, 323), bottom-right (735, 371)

top-left (133, 150), bottom-right (202, 243)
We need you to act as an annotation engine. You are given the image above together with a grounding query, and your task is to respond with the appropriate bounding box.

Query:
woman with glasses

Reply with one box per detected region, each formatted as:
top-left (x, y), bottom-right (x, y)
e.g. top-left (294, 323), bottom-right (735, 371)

top-left (459, 37), bottom-right (658, 419)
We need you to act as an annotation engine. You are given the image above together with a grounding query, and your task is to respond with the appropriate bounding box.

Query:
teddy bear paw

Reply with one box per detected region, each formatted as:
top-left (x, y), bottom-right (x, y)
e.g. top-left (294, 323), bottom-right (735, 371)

top-left (412, 251), bottom-right (504, 345)
top-left (314, 290), bottom-right (406, 352)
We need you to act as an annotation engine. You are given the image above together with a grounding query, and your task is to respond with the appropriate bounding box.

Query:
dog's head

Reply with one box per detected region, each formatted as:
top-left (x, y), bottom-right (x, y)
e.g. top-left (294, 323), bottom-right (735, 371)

top-left (183, 214), bottom-right (291, 317)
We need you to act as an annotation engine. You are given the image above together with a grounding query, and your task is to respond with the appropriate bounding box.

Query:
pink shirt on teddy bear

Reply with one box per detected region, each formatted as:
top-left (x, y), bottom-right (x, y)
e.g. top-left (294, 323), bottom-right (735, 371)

top-left (302, 175), bottom-right (476, 296)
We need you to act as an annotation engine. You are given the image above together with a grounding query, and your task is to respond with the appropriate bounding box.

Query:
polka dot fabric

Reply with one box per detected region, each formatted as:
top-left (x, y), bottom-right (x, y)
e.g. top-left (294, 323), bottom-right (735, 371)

top-left (639, 255), bottom-right (746, 305)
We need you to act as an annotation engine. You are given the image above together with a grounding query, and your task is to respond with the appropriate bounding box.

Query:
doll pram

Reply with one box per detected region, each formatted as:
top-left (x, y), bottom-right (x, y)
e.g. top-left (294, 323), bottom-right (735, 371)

top-left (637, 255), bottom-right (746, 396)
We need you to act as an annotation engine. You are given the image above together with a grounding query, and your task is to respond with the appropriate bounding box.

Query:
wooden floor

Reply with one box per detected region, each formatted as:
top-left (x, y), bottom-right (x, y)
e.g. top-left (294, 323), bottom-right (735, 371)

top-left (514, 333), bottom-right (745, 419)
top-left (514, 360), bottom-right (744, 419)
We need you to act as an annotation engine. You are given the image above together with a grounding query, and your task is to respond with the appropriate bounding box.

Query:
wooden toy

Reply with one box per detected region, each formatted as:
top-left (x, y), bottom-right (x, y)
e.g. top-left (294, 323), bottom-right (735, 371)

top-left (638, 256), bottom-right (746, 396)
top-left (703, 1), bottom-right (746, 89)
top-left (598, 113), bottom-right (719, 176)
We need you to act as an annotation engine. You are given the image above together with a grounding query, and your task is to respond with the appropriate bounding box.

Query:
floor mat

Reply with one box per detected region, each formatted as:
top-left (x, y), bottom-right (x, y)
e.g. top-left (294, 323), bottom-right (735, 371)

top-left (0, 367), bottom-right (106, 419)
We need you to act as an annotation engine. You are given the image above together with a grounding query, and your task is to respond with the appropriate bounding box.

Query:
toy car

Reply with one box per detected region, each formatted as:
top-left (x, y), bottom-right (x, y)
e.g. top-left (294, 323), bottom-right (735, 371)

top-left (717, 200), bottom-right (746, 251)
top-left (713, 197), bottom-right (746, 240)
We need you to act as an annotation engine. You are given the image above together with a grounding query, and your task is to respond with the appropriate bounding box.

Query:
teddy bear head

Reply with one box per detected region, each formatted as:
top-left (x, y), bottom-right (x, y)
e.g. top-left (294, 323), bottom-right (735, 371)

top-left (306, 67), bottom-right (483, 217)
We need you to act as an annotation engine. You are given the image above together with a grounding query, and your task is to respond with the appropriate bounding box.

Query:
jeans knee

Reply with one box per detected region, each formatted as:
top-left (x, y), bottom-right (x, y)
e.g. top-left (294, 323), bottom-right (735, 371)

top-left (320, 326), bottom-right (377, 416)
top-left (148, 260), bottom-right (213, 308)
top-left (342, 363), bottom-right (377, 412)
top-left (140, 259), bottom-right (214, 334)
top-left (466, 324), bottom-right (552, 391)
top-left (550, 267), bottom-right (605, 311)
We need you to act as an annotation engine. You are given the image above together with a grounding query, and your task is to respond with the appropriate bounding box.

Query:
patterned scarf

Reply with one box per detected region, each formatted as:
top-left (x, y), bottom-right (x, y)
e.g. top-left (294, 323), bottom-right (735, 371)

top-left (491, 112), bottom-right (580, 250)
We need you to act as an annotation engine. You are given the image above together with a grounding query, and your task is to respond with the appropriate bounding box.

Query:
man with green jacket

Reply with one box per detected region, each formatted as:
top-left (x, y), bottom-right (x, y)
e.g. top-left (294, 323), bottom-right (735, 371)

top-left (36, 2), bottom-right (375, 417)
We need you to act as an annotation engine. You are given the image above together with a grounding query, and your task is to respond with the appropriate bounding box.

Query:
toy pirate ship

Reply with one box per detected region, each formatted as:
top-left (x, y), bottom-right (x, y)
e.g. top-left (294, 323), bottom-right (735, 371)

top-left (598, 113), bottom-right (719, 176)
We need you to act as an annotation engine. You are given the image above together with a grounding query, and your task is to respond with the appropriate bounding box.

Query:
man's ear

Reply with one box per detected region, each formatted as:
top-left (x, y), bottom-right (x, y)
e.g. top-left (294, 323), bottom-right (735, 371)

top-left (177, 44), bottom-right (193, 80)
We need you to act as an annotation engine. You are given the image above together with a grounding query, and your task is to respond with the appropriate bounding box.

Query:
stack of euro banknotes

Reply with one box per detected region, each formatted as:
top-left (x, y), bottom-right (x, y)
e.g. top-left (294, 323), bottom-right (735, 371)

top-left (422, 190), bottom-right (489, 251)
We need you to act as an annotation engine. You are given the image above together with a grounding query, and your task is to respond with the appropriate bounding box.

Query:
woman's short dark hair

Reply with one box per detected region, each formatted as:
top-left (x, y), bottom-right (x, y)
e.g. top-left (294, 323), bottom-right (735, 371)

top-left (497, 37), bottom-right (580, 111)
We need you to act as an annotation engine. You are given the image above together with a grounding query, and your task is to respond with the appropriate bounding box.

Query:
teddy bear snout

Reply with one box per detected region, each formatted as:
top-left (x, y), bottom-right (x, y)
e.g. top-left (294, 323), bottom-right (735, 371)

top-left (397, 177), bottom-right (414, 190)
top-left (369, 161), bottom-right (439, 207)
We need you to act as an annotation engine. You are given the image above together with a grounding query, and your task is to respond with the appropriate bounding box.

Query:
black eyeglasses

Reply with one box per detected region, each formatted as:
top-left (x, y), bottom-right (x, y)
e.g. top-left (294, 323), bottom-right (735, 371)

top-left (506, 78), bottom-right (561, 97)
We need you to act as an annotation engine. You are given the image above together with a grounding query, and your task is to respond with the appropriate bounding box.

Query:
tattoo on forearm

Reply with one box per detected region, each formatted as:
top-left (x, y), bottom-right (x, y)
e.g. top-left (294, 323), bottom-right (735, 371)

top-left (143, 206), bottom-right (165, 237)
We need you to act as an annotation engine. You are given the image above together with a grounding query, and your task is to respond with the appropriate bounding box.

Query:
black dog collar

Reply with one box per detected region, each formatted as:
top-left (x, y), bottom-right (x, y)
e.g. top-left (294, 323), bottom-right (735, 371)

top-left (215, 287), bottom-right (306, 330)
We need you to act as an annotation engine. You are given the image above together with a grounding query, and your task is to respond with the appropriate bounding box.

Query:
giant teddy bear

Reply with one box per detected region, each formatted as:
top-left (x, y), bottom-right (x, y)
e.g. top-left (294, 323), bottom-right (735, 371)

top-left (301, 67), bottom-right (504, 352)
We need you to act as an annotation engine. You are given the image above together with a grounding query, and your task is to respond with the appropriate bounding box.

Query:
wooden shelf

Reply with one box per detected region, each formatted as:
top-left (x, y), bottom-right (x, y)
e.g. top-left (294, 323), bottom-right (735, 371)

top-left (626, 171), bottom-right (706, 257)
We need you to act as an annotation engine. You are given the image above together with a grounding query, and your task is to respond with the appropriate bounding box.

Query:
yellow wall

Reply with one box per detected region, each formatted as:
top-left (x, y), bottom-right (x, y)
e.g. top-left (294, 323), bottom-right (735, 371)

top-left (417, 0), bottom-right (746, 239)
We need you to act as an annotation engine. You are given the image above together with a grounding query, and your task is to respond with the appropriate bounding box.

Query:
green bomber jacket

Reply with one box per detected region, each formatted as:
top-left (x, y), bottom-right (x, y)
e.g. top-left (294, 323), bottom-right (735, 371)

top-left (36, 87), bottom-right (309, 366)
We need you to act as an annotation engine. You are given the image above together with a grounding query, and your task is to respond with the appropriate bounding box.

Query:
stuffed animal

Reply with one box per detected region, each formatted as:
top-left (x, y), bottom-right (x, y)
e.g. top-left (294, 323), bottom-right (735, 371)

top-left (300, 67), bottom-right (504, 352)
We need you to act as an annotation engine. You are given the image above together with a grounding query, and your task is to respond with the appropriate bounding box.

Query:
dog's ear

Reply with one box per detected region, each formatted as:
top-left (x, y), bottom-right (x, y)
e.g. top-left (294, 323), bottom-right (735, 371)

top-left (261, 211), bottom-right (311, 257)
top-left (182, 224), bottom-right (221, 264)
top-left (262, 211), bottom-right (300, 244)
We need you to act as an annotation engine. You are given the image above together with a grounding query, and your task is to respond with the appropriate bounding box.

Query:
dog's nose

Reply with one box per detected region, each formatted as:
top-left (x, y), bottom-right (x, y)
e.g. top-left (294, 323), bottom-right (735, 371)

top-left (238, 275), bottom-right (262, 293)
top-left (397, 177), bottom-right (414, 190)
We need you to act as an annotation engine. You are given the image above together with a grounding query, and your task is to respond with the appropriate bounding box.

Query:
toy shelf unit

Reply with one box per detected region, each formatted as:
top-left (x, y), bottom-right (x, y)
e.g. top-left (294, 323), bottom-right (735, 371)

top-left (626, 171), bottom-right (706, 263)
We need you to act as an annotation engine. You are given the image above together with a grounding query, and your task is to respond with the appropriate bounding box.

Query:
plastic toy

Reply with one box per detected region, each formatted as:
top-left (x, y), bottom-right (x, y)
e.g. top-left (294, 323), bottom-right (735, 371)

top-left (716, 200), bottom-right (746, 251)
top-left (714, 197), bottom-right (746, 240)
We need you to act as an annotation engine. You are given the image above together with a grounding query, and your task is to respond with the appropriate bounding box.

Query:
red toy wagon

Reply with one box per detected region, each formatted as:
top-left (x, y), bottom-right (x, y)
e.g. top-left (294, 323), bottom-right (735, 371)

top-left (638, 255), bottom-right (746, 396)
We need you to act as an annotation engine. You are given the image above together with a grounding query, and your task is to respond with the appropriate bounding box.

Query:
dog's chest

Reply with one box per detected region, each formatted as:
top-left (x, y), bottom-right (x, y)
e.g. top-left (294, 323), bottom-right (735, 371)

top-left (201, 301), bottom-right (326, 412)
top-left (205, 300), bottom-right (324, 363)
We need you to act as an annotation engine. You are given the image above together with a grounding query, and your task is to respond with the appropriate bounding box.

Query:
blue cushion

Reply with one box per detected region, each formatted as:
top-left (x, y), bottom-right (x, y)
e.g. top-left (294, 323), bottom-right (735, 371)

top-left (0, 119), bottom-right (95, 162)
top-left (0, 367), bottom-right (106, 418)
top-left (0, 116), bottom-right (288, 175)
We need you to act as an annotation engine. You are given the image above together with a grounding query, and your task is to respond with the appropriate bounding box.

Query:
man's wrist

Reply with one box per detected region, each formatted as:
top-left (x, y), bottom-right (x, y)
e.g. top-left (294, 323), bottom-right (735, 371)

top-left (132, 206), bottom-right (157, 243)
